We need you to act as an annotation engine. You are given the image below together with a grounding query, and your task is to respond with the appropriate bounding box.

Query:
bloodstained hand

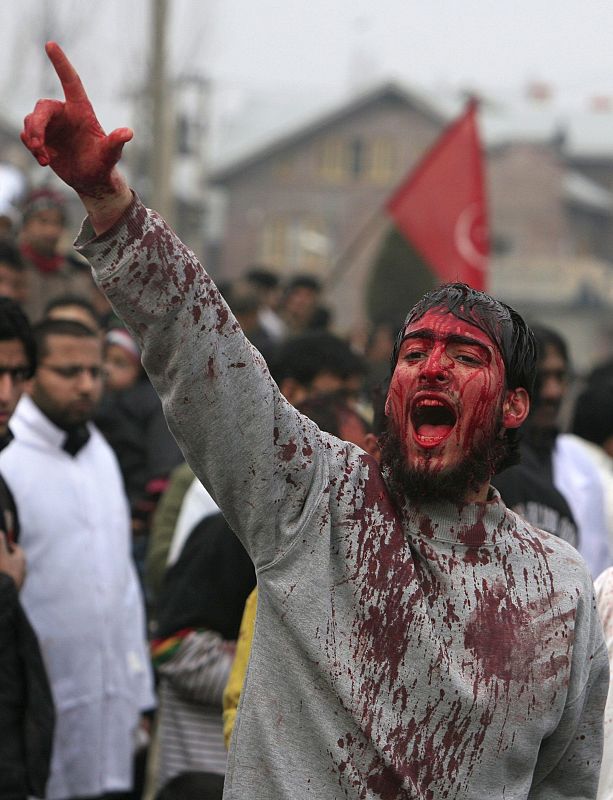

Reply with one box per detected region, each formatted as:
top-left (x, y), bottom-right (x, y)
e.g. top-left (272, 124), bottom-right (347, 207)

top-left (21, 42), bottom-right (133, 200)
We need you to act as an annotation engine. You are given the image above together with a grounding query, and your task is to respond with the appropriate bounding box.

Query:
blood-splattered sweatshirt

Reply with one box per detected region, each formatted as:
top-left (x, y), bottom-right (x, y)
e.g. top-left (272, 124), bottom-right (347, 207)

top-left (76, 197), bottom-right (608, 800)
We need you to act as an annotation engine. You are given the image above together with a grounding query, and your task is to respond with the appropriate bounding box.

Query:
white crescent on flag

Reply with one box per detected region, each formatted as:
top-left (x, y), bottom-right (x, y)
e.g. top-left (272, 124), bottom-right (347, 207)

top-left (454, 202), bottom-right (488, 272)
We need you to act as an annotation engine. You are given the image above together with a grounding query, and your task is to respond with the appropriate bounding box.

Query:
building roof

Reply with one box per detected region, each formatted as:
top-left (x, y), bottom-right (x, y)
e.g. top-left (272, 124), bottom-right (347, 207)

top-left (563, 111), bottom-right (613, 160)
top-left (210, 81), bottom-right (446, 184)
top-left (563, 171), bottom-right (613, 213)
top-left (425, 89), bottom-right (563, 147)
top-left (209, 77), bottom-right (613, 187)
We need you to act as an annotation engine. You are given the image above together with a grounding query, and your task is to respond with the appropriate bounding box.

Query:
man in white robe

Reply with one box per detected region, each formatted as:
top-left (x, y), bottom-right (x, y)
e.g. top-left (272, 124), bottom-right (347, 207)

top-left (0, 317), bottom-right (155, 800)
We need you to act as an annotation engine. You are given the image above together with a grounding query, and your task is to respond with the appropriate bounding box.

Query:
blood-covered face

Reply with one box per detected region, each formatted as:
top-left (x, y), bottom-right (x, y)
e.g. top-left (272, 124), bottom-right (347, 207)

top-left (386, 309), bottom-right (522, 493)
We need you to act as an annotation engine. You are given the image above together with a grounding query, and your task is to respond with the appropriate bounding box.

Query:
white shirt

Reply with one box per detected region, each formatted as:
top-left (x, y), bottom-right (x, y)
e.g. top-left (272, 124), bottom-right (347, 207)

top-left (166, 477), bottom-right (219, 568)
top-left (0, 395), bottom-right (155, 800)
top-left (562, 434), bottom-right (613, 554)
top-left (554, 432), bottom-right (613, 578)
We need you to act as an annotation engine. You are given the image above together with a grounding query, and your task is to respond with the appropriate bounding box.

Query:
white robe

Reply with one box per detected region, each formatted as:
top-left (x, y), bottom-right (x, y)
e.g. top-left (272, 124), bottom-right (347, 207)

top-left (0, 395), bottom-right (155, 800)
top-left (560, 434), bottom-right (613, 556)
top-left (554, 432), bottom-right (613, 578)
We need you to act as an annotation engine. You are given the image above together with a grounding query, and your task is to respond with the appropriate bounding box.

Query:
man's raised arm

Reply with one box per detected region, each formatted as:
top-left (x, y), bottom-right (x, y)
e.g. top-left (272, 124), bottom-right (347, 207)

top-left (22, 44), bottom-right (340, 569)
top-left (21, 42), bottom-right (133, 234)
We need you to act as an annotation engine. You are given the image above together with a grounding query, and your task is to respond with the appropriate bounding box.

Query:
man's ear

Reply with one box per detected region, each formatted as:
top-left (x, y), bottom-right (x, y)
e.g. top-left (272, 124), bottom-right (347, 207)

top-left (502, 388), bottom-right (530, 429)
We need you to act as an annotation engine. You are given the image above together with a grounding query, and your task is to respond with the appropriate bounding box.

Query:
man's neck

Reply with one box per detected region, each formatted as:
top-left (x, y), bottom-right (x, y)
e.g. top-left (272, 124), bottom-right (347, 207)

top-left (31, 397), bottom-right (89, 435)
top-left (462, 482), bottom-right (493, 504)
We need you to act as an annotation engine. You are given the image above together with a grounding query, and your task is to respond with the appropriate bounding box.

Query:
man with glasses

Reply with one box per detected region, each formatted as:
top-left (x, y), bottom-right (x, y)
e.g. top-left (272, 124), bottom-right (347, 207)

top-left (0, 317), bottom-right (155, 800)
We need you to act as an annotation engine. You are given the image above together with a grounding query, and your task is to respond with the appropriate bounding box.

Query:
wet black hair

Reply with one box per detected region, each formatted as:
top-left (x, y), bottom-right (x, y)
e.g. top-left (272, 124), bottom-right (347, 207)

top-left (390, 282), bottom-right (537, 400)
top-left (388, 283), bottom-right (537, 472)
top-left (0, 297), bottom-right (36, 377)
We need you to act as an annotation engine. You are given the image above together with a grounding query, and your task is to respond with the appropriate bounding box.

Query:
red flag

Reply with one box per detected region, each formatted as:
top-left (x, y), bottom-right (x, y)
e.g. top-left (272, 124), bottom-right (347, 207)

top-left (385, 99), bottom-right (489, 291)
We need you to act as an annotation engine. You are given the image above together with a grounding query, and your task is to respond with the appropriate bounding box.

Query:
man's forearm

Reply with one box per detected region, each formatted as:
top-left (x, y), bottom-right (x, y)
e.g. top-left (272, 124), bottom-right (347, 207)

top-left (76, 198), bottom-right (325, 568)
top-left (78, 168), bottom-right (133, 236)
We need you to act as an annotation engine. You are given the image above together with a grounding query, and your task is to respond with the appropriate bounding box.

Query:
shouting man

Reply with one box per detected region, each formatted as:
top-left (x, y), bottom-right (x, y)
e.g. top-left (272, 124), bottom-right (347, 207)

top-left (21, 43), bottom-right (608, 799)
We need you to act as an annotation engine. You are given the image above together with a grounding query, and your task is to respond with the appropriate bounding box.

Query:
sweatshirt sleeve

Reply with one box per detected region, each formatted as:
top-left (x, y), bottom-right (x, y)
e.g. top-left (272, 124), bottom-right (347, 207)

top-left (76, 198), bottom-right (331, 569)
top-left (527, 587), bottom-right (609, 799)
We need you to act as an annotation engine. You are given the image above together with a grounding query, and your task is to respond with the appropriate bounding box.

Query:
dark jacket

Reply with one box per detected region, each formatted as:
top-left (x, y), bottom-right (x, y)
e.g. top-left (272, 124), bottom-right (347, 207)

top-left (493, 442), bottom-right (578, 547)
top-left (0, 469), bottom-right (54, 800)
top-left (95, 378), bottom-right (183, 522)
top-left (156, 512), bottom-right (256, 642)
top-left (0, 573), bottom-right (54, 799)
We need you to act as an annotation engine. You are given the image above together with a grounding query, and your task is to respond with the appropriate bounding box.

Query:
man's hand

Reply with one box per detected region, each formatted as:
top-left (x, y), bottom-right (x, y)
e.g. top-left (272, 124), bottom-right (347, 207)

top-left (21, 42), bottom-right (133, 233)
top-left (0, 532), bottom-right (26, 590)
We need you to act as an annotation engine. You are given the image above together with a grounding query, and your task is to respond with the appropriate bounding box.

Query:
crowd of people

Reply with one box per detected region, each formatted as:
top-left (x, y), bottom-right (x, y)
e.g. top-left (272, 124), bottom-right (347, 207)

top-left (3, 40), bottom-right (613, 800)
top-left (0, 172), bottom-right (394, 800)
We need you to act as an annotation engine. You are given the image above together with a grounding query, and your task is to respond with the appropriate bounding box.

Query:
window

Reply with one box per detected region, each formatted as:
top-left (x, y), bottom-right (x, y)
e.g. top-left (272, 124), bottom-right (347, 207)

top-left (293, 217), bottom-right (330, 274)
top-left (368, 137), bottom-right (396, 184)
top-left (318, 137), bottom-right (349, 182)
top-left (260, 217), bottom-right (289, 268)
top-left (259, 216), bottom-right (331, 274)
top-left (350, 138), bottom-right (364, 177)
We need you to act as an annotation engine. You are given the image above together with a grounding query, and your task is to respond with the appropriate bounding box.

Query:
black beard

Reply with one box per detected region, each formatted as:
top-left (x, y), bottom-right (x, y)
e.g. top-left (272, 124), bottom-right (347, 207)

top-left (380, 411), bottom-right (508, 507)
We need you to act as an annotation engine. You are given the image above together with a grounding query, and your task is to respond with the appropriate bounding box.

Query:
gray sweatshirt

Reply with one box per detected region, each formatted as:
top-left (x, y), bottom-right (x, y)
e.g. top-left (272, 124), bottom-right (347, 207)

top-left (77, 198), bottom-right (608, 800)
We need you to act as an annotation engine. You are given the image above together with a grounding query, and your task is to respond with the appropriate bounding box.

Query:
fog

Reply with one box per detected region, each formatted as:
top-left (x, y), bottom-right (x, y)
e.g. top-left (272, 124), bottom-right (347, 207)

top-left (3, 0), bottom-right (613, 164)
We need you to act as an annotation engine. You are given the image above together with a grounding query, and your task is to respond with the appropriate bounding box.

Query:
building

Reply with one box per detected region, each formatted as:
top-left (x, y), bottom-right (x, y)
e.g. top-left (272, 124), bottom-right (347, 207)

top-left (210, 83), bottom-right (445, 334)
top-left (486, 103), bottom-right (613, 371)
top-left (210, 83), bottom-right (613, 370)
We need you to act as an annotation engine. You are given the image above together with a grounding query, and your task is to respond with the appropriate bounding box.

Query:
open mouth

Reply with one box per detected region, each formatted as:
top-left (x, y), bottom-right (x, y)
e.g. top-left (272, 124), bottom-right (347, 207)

top-left (411, 397), bottom-right (457, 447)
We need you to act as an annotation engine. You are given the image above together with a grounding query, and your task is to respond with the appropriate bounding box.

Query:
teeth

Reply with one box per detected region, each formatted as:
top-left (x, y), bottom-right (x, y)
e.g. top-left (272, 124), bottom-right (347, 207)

top-left (417, 398), bottom-right (446, 407)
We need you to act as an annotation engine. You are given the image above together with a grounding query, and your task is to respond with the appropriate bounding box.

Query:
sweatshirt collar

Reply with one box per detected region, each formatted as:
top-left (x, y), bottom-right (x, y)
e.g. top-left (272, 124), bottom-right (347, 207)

top-left (405, 488), bottom-right (508, 546)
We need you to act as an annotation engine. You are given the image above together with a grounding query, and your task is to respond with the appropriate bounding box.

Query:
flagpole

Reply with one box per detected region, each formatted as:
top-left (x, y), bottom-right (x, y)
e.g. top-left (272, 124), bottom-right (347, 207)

top-left (325, 99), bottom-right (475, 289)
top-left (324, 129), bottom-right (444, 290)
top-left (326, 97), bottom-right (486, 292)
top-left (325, 205), bottom-right (390, 289)
top-left (384, 97), bottom-right (489, 291)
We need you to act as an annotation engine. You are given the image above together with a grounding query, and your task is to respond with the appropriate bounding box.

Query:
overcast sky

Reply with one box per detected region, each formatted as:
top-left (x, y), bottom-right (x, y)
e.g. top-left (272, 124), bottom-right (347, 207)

top-left (4, 0), bottom-right (613, 162)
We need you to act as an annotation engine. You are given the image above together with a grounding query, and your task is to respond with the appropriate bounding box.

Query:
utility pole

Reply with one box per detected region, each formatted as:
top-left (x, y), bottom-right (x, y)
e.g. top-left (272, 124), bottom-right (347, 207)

top-left (150, 0), bottom-right (175, 226)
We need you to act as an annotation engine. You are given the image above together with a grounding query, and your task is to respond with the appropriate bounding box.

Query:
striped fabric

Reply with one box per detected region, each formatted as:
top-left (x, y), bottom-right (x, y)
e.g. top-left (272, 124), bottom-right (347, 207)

top-left (155, 630), bottom-right (234, 790)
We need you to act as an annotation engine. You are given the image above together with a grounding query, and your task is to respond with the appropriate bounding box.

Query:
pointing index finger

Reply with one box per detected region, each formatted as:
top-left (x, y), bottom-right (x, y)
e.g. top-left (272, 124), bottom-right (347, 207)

top-left (45, 41), bottom-right (89, 103)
